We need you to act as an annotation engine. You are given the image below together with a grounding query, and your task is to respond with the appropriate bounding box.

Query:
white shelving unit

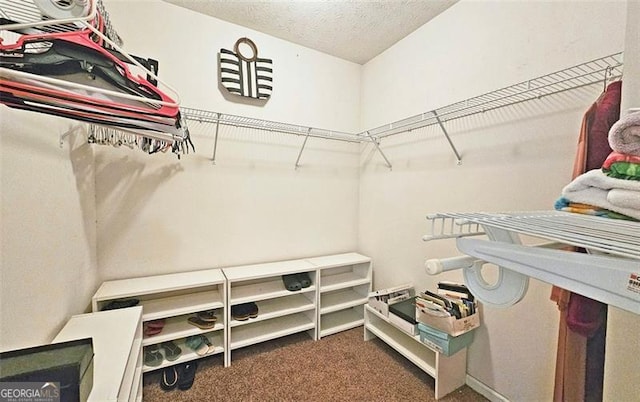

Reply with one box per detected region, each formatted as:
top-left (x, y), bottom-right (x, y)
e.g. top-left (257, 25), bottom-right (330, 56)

top-left (92, 268), bottom-right (227, 372)
top-left (364, 305), bottom-right (467, 400)
top-left (308, 253), bottom-right (372, 338)
top-left (52, 307), bottom-right (143, 402)
top-left (222, 259), bottom-right (318, 366)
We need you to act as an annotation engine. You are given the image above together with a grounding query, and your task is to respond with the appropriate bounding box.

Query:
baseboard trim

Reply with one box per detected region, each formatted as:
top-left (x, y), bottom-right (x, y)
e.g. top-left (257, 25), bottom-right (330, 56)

top-left (466, 375), bottom-right (509, 402)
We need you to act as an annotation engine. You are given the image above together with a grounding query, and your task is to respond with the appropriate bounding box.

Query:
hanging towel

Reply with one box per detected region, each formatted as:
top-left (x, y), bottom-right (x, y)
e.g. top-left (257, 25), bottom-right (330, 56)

top-left (608, 111), bottom-right (640, 156)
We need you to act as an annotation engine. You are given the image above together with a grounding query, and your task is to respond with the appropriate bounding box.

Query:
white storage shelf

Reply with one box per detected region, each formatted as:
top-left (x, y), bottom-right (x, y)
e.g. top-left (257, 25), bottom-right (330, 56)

top-left (364, 305), bottom-right (467, 400)
top-left (52, 307), bottom-right (143, 402)
top-left (308, 253), bottom-right (372, 339)
top-left (92, 268), bottom-right (228, 371)
top-left (223, 259), bottom-right (318, 366)
top-left (230, 293), bottom-right (315, 328)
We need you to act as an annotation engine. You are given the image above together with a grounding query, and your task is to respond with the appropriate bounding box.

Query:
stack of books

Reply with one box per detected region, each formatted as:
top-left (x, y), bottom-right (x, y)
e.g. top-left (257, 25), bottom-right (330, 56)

top-left (415, 282), bottom-right (480, 337)
top-left (416, 282), bottom-right (475, 320)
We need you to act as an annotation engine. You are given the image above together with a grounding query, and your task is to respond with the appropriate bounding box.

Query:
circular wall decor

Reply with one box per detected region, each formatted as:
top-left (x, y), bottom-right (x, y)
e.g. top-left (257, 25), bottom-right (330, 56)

top-left (233, 37), bottom-right (258, 63)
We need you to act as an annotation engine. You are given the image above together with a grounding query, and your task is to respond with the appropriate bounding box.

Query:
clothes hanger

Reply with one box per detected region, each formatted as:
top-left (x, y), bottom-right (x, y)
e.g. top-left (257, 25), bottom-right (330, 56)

top-left (0, 31), bottom-right (176, 114)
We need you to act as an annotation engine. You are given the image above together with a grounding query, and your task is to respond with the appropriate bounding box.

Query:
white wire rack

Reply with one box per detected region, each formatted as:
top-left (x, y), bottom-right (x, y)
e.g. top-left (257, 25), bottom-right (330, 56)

top-left (184, 53), bottom-right (623, 167)
top-left (180, 106), bottom-right (370, 167)
top-left (363, 52), bottom-right (624, 164)
top-left (427, 211), bottom-right (640, 260)
top-left (423, 211), bottom-right (640, 314)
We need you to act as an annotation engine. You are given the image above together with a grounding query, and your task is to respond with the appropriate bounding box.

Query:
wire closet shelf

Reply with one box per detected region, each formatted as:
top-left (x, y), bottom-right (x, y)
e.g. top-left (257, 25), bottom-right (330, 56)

top-left (180, 107), bottom-right (366, 144)
top-left (364, 52), bottom-right (624, 141)
top-left (424, 211), bottom-right (640, 260)
top-left (182, 52), bottom-right (623, 167)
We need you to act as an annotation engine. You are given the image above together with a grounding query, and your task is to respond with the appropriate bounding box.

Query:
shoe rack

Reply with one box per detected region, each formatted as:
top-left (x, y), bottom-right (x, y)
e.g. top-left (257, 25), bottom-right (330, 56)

top-left (221, 252), bottom-right (372, 365)
top-left (307, 253), bottom-right (372, 338)
top-left (221, 258), bottom-right (318, 367)
top-left (91, 268), bottom-right (227, 372)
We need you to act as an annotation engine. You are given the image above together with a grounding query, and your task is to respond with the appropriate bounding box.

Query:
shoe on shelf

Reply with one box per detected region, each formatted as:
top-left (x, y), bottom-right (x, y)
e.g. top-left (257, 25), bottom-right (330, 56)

top-left (282, 274), bottom-right (301, 291)
top-left (101, 298), bottom-right (139, 311)
top-left (177, 361), bottom-right (198, 391)
top-left (296, 272), bottom-right (312, 288)
top-left (231, 304), bottom-right (250, 321)
top-left (144, 345), bottom-right (163, 367)
top-left (199, 335), bottom-right (216, 354)
top-left (185, 335), bottom-right (208, 356)
top-left (248, 302), bottom-right (259, 319)
top-left (144, 319), bottom-right (166, 337)
top-left (160, 341), bottom-right (182, 361)
top-left (187, 316), bottom-right (216, 329)
top-left (196, 310), bottom-right (217, 323)
top-left (160, 366), bottom-right (178, 391)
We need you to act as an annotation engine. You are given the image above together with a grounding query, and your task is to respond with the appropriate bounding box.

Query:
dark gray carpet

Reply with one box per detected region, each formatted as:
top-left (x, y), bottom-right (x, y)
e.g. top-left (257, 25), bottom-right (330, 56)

top-left (142, 327), bottom-right (488, 402)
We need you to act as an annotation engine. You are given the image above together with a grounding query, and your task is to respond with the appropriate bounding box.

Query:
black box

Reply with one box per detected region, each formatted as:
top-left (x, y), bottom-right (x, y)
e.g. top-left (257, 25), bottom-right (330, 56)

top-left (0, 338), bottom-right (93, 402)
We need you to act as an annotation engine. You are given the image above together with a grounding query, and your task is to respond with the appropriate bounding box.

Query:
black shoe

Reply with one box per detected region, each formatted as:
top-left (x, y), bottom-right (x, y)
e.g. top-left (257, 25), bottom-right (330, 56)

top-left (177, 361), bottom-right (198, 391)
top-left (282, 274), bottom-right (301, 291)
top-left (231, 304), bottom-right (250, 321)
top-left (160, 366), bottom-right (178, 391)
top-left (296, 272), bottom-right (312, 288)
top-left (248, 302), bottom-right (259, 319)
top-left (101, 298), bottom-right (139, 311)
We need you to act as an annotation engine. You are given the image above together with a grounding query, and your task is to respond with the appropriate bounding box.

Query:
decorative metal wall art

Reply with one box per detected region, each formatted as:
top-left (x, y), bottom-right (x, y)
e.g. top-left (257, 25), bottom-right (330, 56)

top-left (219, 37), bottom-right (272, 100)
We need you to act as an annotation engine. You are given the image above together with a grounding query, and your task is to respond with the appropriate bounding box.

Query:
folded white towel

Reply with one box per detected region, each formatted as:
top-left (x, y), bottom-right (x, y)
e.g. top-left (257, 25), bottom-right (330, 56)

top-left (561, 169), bottom-right (640, 219)
top-left (608, 111), bottom-right (640, 156)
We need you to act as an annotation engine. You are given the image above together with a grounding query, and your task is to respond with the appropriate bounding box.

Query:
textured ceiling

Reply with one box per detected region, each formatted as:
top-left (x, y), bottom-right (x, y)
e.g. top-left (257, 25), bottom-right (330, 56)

top-left (162, 0), bottom-right (458, 64)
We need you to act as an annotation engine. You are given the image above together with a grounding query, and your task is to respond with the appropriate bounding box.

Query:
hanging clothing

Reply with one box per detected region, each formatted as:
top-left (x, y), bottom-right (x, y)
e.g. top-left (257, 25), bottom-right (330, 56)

top-left (552, 80), bottom-right (621, 402)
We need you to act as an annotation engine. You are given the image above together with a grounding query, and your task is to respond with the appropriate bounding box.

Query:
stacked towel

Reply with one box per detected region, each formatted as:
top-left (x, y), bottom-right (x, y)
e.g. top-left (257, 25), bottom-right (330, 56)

top-left (557, 111), bottom-right (640, 221)
top-left (559, 169), bottom-right (640, 220)
top-left (608, 111), bottom-right (640, 156)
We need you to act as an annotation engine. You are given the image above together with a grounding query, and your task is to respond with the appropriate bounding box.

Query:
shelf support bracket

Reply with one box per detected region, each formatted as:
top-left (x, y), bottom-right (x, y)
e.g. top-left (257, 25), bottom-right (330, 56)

top-left (365, 131), bottom-right (392, 170)
top-left (295, 128), bottom-right (312, 169)
top-left (212, 115), bottom-right (221, 165)
top-left (433, 111), bottom-right (462, 165)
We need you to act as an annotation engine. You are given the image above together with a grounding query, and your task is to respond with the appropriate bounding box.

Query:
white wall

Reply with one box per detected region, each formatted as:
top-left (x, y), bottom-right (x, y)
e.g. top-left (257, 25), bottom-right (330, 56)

top-left (359, 1), bottom-right (626, 401)
top-left (96, 0), bottom-right (362, 279)
top-left (0, 108), bottom-right (98, 351)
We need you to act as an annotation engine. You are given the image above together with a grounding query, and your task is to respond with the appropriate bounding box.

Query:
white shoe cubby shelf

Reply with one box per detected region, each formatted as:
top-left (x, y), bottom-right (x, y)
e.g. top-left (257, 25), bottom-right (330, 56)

top-left (308, 253), bottom-right (372, 338)
top-left (91, 268), bottom-right (227, 372)
top-left (364, 305), bottom-right (467, 400)
top-left (221, 259), bottom-right (318, 366)
top-left (53, 306), bottom-right (144, 402)
top-left (221, 252), bottom-right (372, 365)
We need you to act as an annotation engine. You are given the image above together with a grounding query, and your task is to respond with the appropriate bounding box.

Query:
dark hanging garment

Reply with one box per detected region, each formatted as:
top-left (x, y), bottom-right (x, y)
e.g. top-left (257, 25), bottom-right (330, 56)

top-left (552, 80), bottom-right (621, 402)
